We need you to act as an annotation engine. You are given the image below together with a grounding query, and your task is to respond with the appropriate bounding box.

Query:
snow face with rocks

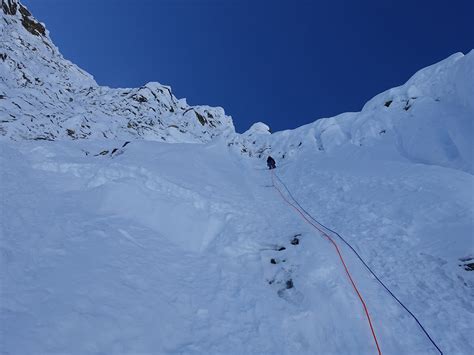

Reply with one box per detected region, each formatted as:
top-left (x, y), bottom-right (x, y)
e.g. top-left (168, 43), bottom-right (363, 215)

top-left (0, 0), bottom-right (234, 142)
top-left (1, 1), bottom-right (473, 354)
top-left (230, 52), bottom-right (473, 174)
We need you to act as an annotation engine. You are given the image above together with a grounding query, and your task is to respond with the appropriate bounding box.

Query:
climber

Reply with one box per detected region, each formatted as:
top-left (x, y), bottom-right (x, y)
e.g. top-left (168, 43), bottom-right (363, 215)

top-left (267, 156), bottom-right (276, 170)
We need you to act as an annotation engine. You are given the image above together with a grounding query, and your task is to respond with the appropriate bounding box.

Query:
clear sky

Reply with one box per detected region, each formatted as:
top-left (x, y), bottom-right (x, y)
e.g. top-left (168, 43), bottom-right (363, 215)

top-left (22, 0), bottom-right (473, 133)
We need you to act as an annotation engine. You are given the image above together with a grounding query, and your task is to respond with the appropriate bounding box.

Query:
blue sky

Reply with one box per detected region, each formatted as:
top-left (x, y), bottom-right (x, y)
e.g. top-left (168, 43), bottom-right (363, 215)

top-left (22, 0), bottom-right (473, 132)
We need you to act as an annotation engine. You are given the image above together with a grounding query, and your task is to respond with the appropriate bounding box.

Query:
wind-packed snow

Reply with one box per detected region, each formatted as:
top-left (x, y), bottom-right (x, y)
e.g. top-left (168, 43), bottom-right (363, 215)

top-left (1, 139), bottom-right (472, 354)
top-left (1, 0), bottom-right (473, 354)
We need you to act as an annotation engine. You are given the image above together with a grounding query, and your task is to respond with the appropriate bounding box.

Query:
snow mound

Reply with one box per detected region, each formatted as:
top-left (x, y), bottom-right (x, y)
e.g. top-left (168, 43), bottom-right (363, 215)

top-left (243, 122), bottom-right (272, 135)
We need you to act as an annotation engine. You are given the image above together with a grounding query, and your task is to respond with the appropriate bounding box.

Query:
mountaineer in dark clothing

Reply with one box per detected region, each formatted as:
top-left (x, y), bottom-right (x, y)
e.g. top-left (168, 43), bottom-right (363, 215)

top-left (267, 156), bottom-right (276, 170)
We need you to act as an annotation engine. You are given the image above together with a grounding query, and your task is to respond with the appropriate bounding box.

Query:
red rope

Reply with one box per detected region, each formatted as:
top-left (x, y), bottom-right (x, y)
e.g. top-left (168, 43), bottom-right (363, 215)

top-left (270, 170), bottom-right (382, 355)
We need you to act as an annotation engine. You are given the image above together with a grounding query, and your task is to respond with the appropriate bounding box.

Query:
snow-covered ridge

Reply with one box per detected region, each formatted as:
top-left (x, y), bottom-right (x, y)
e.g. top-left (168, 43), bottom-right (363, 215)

top-left (1, 0), bottom-right (473, 173)
top-left (0, 0), bottom-right (234, 142)
top-left (229, 51), bottom-right (473, 173)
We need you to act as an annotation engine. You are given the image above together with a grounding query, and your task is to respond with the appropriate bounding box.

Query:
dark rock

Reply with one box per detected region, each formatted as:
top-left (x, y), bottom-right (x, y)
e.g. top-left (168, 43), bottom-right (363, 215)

top-left (384, 100), bottom-right (393, 107)
top-left (290, 237), bottom-right (299, 245)
top-left (458, 257), bottom-right (473, 271)
top-left (21, 15), bottom-right (46, 37)
top-left (277, 246), bottom-right (286, 251)
top-left (14, 4), bottom-right (45, 36)
top-left (2, 0), bottom-right (18, 15)
top-left (133, 94), bottom-right (148, 103)
top-left (195, 111), bottom-right (207, 126)
top-left (270, 258), bottom-right (277, 264)
top-left (95, 150), bottom-right (109, 156)
top-left (403, 100), bottom-right (412, 111)
top-left (66, 128), bottom-right (75, 137)
top-left (464, 263), bottom-right (474, 271)
top-left (33, 136), bottom-right (54, 141)
top-left (18, 3), bottom-right (30, 17)
top-left (286, 279), bottom-right (294, 289)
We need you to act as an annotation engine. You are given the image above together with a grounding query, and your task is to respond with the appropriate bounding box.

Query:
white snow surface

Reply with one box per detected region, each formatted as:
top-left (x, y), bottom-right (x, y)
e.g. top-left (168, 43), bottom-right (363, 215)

top-left (1, 1), bottom-right (474, 354)
top-left (1, 139), bottom-right (473, 354)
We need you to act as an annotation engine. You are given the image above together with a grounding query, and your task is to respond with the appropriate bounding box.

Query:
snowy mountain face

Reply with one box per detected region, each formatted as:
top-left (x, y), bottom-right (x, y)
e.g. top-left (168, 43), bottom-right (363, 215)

top-left (0, 0), bottom-right (234, 142)
top-left (1, 0), bottom-right (472, 172)
top-left (1, 1), bottom-right (473, 354)
top-left (230, 53), bottom-right (474, 174)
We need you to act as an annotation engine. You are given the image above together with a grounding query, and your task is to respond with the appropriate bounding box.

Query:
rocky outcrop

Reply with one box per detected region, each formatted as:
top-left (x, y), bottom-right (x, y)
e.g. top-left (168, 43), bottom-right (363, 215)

top-left (1, 0), bottom-right (17, 16)
top-left (0, 0), bottom-right (234, 142)
top-left (2, 0), bottom-right (45, 36)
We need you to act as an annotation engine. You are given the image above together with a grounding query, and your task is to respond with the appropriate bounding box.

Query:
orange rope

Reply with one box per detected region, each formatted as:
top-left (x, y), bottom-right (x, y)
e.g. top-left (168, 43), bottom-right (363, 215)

top-left (270, 169), bottom-right (382, 355)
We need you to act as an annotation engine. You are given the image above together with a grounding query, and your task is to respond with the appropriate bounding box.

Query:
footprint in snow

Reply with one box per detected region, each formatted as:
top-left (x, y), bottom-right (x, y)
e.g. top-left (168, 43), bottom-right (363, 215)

top-left (290, 234), bottom-right (301, 245)
top-left (265, 233), bottom-right (304, 304)
top-left (459, 256), bottom-right (474, 271)
top-left (277, 280), bottom-right (303, 304)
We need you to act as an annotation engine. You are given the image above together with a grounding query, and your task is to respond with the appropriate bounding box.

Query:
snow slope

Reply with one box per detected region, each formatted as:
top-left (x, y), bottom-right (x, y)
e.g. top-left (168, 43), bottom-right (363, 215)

top-left (1, 139), bottom-right (472, 354)
top-left (1, 0), bottom-right (473, 354)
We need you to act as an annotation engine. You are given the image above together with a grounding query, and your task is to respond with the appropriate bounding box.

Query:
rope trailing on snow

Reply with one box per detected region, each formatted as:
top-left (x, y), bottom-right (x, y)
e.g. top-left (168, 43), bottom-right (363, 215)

top-left (270, 169), bottom-right (382, 355)
top-left (272, 170), bottom-right (443, 355)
